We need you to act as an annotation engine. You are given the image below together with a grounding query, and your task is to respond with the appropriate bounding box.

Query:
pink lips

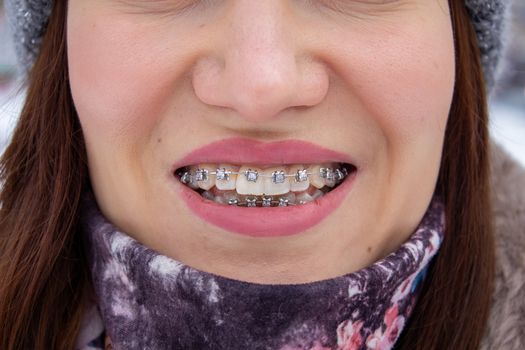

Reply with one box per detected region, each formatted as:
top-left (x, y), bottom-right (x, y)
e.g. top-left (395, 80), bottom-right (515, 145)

top-left (173, 138), bottom-right (357, 237)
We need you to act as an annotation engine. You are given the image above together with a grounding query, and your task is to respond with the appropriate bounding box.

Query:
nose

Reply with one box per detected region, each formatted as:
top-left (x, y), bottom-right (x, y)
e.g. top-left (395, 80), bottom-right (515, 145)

top-left (192, 1), bottom-right (329, 122)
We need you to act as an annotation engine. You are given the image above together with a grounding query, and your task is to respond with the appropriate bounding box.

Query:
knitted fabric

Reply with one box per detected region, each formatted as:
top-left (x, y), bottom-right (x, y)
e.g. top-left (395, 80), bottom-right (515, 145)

top-left (4, 0), bottom-right (513, 88)
top-left (79, 193), bottom-right (445, 350)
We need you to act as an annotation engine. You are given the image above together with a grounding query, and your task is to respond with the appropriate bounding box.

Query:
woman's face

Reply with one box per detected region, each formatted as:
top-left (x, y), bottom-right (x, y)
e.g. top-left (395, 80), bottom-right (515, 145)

top-left (68, 0), bottom-right (454, 283)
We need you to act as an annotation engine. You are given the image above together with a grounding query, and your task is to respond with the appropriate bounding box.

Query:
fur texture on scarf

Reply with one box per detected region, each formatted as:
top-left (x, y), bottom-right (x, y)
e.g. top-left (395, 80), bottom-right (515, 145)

top-left (481, 142), bottom-right (525, 350)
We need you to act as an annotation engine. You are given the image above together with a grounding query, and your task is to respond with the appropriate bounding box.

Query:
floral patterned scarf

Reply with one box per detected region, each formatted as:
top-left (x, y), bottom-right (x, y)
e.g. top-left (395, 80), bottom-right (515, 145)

top-left (80, 195), bottom-right (444, 350)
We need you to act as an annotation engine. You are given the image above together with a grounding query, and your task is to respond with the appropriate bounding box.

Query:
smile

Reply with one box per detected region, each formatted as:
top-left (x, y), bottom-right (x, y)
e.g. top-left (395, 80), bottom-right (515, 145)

top-left (172, 138), bottom-right (358, 237)
top-left (176, 162), bottom-right (355, 207)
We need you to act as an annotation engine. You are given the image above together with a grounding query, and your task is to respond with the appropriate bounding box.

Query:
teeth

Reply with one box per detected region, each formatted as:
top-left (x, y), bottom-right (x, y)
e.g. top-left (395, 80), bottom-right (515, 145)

top-left (295, 191), bottom-right (314, 204)
top-left (178, 162), bottom-right (352, 205)
top-left (236, 166), bottom-right (265, 195)
top-left (262, 196), bottom-right (273, 207)
top-left (228, 198), bottom-right (240, 206)
top-left (306, 164), bottom-right (325, 189)
top-left (320, 167), bottom-right (336, 188)
top-left (289, 164), bottom-right (310, 192)
top-left (245, 197), bottom-right (258, 207)
top-left (311, 189), bottom-right (324, 200)
top-left (180, 172), bottom-right (192, 185)
top-left (215, 164), bottom-right (238, 190)
top-left (279, 192), bottom-right (296, 206)
top-left (213, 190), bottom-right (239, 205)
top-left (189, 164), bottom-right (216, 190)
top-left (334, 168), bottom-right (345, 182)
top-left (263, 166), bottom-right (291, 195)
top-left (305, 185), bottom-right (325, 199)
top-left (198, 187), bottom-right (330, 207)
top-left (187, 172), bottom-right (200, 189)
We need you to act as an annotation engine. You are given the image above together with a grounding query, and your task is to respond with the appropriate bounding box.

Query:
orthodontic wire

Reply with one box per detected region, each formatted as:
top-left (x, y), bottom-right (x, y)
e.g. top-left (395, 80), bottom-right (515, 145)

top-left (179, 166), bottom-right (348, 184)
top-left (178, 166), bottom-right (349, 206)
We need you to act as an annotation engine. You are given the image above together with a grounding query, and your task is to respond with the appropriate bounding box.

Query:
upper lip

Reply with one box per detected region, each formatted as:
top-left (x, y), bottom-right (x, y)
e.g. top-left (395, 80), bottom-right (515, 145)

top-left (173, 137), bottom-right (355, 170)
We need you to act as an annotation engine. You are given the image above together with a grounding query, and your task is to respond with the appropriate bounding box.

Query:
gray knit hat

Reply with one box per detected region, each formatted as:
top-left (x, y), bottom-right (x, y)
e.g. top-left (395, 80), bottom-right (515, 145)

top-left (4, 0), bottom-right (512, 88)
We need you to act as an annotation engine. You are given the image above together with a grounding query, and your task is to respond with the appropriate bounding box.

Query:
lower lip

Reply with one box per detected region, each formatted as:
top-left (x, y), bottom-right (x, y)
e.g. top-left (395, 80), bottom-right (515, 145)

top-left (175, 171), bottom-right (357, 237)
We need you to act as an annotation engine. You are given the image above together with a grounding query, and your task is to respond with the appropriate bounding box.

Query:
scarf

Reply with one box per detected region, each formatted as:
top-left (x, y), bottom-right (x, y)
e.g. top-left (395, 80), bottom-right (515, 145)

top-left (82, 195), bottom-right (445, 350)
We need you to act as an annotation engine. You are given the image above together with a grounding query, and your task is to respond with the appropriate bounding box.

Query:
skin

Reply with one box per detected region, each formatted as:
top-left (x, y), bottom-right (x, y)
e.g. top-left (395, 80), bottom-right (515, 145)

top-left (67, 0), bottom-right (454, 284)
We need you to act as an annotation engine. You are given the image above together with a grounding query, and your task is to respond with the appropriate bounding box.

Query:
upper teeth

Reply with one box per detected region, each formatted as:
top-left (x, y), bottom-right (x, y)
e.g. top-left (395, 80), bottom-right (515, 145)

top-left (178, 163), bottom-right (349, 196)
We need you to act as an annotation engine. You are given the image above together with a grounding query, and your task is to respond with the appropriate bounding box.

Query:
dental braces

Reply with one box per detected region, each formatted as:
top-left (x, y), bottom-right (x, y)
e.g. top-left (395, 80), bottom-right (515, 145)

top-left (179, 166), bottom-right (349, 185)
top-left (226, 196), bottom-right (304, 207)
top-left (202, 192), bottom-right (327, 207)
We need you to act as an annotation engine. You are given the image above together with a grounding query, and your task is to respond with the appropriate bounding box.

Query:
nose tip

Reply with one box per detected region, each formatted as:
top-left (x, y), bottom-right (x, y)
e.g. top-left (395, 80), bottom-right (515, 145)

top-left (227, 64), bottom-right (300, 120)
top-left (191, 1), bottom-right (330, 123)
top-left (193, 54), bottom-right (329, 122)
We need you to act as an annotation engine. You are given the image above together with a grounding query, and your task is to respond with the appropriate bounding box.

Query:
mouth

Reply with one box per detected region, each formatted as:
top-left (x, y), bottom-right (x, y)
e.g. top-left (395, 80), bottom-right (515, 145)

top-left (175, 162), bottom-right (356, 207)
top-left (171, 138), bottom-right (358, 237)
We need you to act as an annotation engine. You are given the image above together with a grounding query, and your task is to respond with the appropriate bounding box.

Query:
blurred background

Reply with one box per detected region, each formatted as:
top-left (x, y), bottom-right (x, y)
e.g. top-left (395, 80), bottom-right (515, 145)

top-left (0, 0), bottom-right (524, 165)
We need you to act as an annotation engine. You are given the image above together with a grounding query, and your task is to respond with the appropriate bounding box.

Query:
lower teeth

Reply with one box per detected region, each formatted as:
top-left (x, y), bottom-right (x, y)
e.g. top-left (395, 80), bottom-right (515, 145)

top-left (197, 185), bottom-right (330, 207)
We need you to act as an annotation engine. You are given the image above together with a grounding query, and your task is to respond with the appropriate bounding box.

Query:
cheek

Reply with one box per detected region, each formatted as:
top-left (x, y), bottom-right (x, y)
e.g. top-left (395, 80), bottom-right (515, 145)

top-left (332, 20), bottom-right (455, 148)
top-left (324, 13), bottom-right (455, 227)
top-left (67, 15), bottom-right (176, 151)
top-left (369, 40), bottom-right (454, 141)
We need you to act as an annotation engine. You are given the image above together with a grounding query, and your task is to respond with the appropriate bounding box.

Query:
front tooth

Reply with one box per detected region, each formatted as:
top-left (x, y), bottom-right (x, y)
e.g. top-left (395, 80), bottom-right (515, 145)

top-left (193, 164), bottom-right (216, 190)
top-left (215, 164), bottom-right (238, 190)
top-left (263, 166), bottom-right (291, 195)
top-left (236, 166), bottom-right (264, 195)
top-left (289, 164), bottom-right (310, 192)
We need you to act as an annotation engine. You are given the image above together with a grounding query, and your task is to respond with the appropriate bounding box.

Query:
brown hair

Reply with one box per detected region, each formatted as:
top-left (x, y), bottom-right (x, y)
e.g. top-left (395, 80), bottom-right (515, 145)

top-left (395, 0), bottom-right (494, 347)
top-left (0, 1), bottom-right (89, 349)
top-left (0, 0), bottom-right (494, 349)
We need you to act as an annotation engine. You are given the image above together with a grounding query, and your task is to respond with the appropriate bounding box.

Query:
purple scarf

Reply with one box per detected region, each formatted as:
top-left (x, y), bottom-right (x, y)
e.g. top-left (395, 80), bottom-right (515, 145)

top-left (82, 196), bottom-right (444, 350)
